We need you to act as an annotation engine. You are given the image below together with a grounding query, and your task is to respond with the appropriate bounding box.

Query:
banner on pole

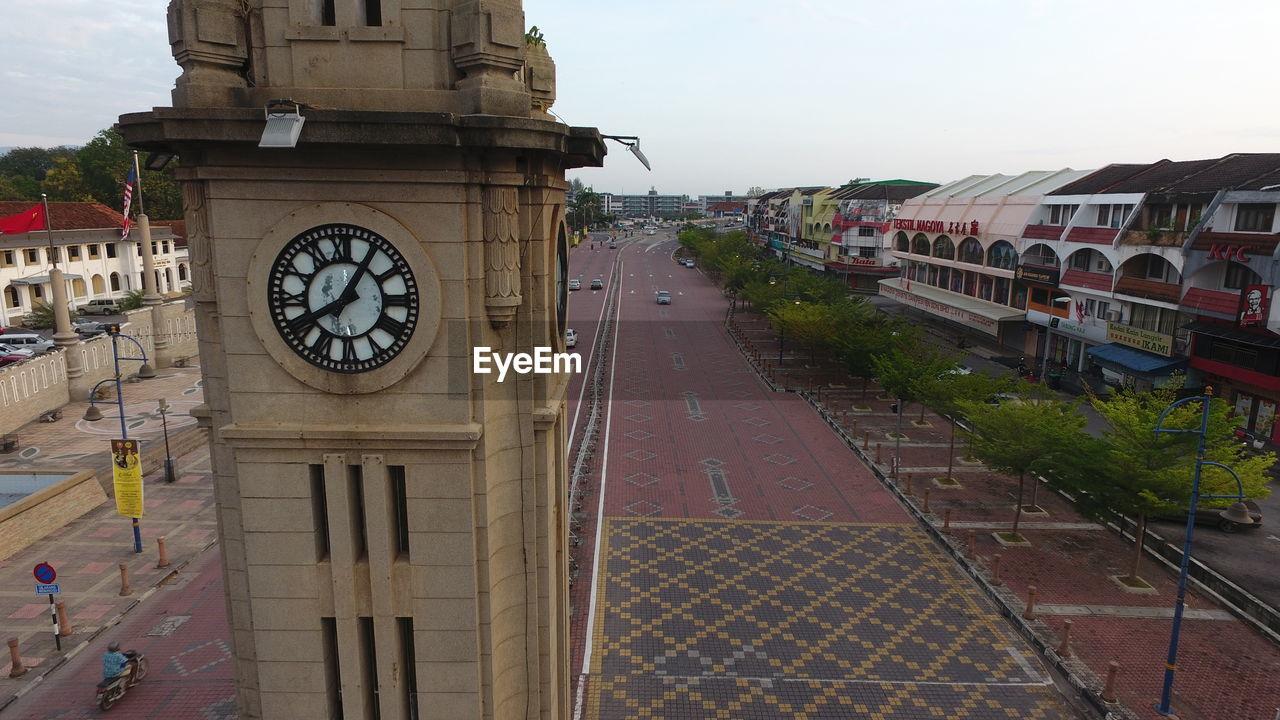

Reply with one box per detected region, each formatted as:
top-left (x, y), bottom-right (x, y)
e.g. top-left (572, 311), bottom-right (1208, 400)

top-left (111, 439), bottom-right (144, 517)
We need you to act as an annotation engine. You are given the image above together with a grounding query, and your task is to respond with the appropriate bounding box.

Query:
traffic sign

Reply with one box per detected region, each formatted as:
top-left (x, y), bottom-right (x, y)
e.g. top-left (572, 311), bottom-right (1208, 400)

top-left (35, 583), bottom-right (60, 595)
top-left (33, 563), bottom-right (56, 584)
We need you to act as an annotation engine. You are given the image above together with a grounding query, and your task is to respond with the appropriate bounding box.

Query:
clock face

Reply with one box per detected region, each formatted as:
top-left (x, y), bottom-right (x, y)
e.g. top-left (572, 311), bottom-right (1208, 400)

top-left (267, 224), bottom-right (419, 373)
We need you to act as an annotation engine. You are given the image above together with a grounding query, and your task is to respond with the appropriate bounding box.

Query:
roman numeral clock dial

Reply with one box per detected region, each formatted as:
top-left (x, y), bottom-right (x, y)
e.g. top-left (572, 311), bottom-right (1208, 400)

top-left (267, 224), bottom-right (419, 373)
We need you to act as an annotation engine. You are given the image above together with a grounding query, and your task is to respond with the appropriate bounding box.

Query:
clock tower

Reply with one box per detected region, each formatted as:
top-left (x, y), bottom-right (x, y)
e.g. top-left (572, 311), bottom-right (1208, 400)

top-left (119, 2), bottom-right (603, 719)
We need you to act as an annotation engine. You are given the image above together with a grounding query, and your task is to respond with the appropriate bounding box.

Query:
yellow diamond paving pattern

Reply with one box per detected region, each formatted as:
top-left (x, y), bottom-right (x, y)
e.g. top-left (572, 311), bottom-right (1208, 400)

top-left (586, 518), bottom-right (1072, 718)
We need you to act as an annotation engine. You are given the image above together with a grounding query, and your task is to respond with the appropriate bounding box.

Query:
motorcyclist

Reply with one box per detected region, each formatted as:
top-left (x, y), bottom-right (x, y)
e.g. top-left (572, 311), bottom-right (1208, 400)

top-left (102, 641), bottom-right (130, 683)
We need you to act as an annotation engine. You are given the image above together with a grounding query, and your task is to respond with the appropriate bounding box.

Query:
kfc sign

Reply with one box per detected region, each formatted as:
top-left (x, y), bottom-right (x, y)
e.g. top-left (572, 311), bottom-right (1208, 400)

top-left (1207, 244), bottom-right (1253, 262)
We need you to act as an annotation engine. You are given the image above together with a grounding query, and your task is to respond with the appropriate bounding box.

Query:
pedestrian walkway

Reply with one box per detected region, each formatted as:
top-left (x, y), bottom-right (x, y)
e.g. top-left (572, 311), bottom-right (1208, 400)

top-left (731, 310), bottom-right (1280, 719)
top-left (0, 364), bottom-right (222, 713)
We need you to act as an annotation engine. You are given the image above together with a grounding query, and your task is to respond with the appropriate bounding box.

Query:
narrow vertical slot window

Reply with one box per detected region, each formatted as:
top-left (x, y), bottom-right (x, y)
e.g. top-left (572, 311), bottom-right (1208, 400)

top-left (349, 464), bottom-right (367, 560)
top-left (397, 617), bottom-right (418, 719)
top-left (390, 466), bottom-right (409, 558)
top-left (311, 464), bottom-right (330, 560)
top-left (363, 0), bottom-right (382, 26)
top-left (359, 617), bottom-right (381, 720)
top-left (320, 0), bottom-right (336, 25)
top-left (321, 617), bottom-right (343, 718)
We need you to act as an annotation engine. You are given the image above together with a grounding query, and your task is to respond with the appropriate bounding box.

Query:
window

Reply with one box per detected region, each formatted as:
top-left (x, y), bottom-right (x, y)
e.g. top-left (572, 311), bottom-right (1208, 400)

top-left (390, 465), bottom-right (409, 557)
top-left (47, 247), bottom-right (61, 264)
top-left (68, 245), bottom-right (80, 260)
top-left (87, 243), bottom-right (100, 259)
top-left (161, 241), bottom-right (169, 253)
top-left (1224, 262), bottom-right (1260, 290)
top-left (349, 465), bottom-right (367, 560)
top-left (1235, 203), bottom-right (1275, 232)
top-left (398, 618), bottom-right (419, 720)
top-left (1048, 204), bottom-right (1078, 225)
top-left (24, 249), bottom-right (38, 264)
top-left (106, 243), bottom-right (117, 258)
top-left (359, 617), bottom-right (380, 720)
top-left (1146, 204), bottom-right (1173, 229)
top-left (311, 465), bottom-right (330, 561)
top-left (320, 0), bottom-right (336, 25)
top-left (1095, 204), bottom-right (1134, 228)
top-left (0, 250), bottom-right (12, 267)
top-left (858, 245), bottom-right (876, 259)
top-left (33, 285), bottom-right (44, 299)
top-left (857, 226), bottom-right (877, 237)
top-left (321, 618), bottom-right (343, 718)
top-left (1069, 252), bottom-right (1091, 271)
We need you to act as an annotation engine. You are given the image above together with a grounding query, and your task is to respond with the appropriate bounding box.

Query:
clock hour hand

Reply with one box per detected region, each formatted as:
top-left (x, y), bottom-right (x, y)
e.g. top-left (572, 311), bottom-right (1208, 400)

top-left (287, 294), bottom-right (350, 330)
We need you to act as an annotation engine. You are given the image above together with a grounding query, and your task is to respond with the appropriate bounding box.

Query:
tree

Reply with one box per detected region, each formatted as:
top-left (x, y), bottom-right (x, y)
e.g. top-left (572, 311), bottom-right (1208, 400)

top-left (0, 146), bottom-right (76, 186)
top-left (119, 289), bottom-right (146, 311)
top-left (1071, 385), bottom-right (1275, 583)
top-left (872, 335), bottom-right (961, 421)
top-left (920, 370), bottom-right (1020, 484)
top-left (568, 186), bottom-right (602, 231)
top-left (827, 301), bottom-right (899, 403)
top-left (767, 300), bottom-right (833, 364)
top-left (41, 156), bottom-right (94, 201)
top-left (958, 395), bottom-right (1088, 541)
top-left (21, 300), bottom-right (57, 330)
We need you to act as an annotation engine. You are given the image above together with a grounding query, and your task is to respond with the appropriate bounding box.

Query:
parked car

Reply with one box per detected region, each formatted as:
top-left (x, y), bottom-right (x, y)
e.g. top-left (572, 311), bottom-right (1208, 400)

top-left (1191, 501), bottom-right (1262, 533)
top-left (0, 352), bottom-right (28, 367)
top-left (80, 298), bottom-right (121, 315)
top-left (0, 333), bottom-right (54, 354)
top-left (74, 320), bottom-right (111, 337)
top-left (656, 290), bottom-right (671, 305)
top-left (565, 329), bottom-right (578, 348)
top-left (0, 343), bottom-right (36, 359)
top-left (568, 279), bottom-right (581, 291)
top-left (590, 279), bottom-right (603, 290)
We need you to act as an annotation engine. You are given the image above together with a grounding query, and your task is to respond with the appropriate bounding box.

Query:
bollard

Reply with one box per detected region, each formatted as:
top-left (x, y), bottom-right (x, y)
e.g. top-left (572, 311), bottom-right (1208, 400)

top-left (862, 430), bottom-right (870, 450)
top-left (1100, 660), bottom-right (1120, 703)
top-left (923, 487), bottom-right (932, 514)
top-left (966, 531), bottom-right (976, 559)
top-left (7, 637), bottom-right (26, 678)
top-left (157, 536), bottom-right (171, 569)
top-left (56, 601), bottom-right (74, 637)
top-left (1023, 586), bottom-right (1037, 620)
top-left (119, 563), bottom-right (133, 596)
top-left (875, 443), bottom-right (883, 464)
top-left (943, 508), bottom-right (952, 534)
top-left (905, 473), bottom-right (913, 496)
top-left (990, 554), bottom-right (1003, 586)
top-left (1057, 619), bottom-right (1073, 658)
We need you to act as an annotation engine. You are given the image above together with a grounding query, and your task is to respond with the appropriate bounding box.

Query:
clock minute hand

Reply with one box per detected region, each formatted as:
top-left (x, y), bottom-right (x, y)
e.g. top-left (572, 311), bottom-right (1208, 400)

top-left (336, 246), bottom-right (378, 306)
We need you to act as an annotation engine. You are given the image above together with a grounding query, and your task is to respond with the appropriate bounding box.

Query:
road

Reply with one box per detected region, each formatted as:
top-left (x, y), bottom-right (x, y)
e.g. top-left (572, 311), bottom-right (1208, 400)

top-left (3, 549), bottom-right (235, 720)
top-left (566, 230), bottom-right (1078, 718)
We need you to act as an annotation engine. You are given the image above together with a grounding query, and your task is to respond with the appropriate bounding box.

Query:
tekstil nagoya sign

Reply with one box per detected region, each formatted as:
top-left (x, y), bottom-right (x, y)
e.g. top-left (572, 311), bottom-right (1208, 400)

top-left (1107, 322), bottom-right (1174, 356)
top-left (892, 219), bottom-right (981, 236)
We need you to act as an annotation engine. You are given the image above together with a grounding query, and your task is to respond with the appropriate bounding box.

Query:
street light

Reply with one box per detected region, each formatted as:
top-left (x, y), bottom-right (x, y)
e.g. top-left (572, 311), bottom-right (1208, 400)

top-left (1152, 387), bottom-right (1254, 717)
top-left (157, 398), bottom-right (176, 484)
top-left (82, 325), bottom-right (155, 553)
top-left (1039, 296), bottom-right (1072, 383)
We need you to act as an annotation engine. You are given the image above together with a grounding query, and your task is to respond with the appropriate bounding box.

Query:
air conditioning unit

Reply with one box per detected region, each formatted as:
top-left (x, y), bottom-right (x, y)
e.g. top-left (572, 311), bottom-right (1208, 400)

top-left (1105, 310), bottom-right (1122, 322)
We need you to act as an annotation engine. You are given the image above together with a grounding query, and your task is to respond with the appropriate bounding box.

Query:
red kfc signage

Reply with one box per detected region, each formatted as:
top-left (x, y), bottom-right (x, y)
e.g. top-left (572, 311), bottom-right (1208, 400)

top-left (1208, 244), bottom-right (1253, 262)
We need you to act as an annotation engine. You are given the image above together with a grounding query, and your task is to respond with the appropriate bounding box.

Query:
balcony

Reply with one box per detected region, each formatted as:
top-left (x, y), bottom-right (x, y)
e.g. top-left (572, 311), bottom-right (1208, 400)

top-left (1113, 275), bottom-right (1181, 304)
top-left (1181, 287), bottom-right (1240, 316)
top-left (1120, 228), bottom-right (1187, 247)
top-left (1022, 224), bottom-right (1065, 241)
top-left (1064, 227), bottom-right (1119, 245)
top-left (1060, 269), bottom-right (1112, 292)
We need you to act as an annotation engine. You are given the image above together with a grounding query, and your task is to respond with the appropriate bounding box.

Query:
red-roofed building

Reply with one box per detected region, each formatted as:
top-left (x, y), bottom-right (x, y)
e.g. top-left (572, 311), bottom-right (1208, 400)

top-left (0, 202), bottom-right (189, 325)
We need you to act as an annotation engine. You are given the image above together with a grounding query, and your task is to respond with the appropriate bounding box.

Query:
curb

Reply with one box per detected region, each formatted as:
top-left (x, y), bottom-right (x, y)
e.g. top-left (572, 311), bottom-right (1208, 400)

top-left (0, 537), bottom-right (219, 714)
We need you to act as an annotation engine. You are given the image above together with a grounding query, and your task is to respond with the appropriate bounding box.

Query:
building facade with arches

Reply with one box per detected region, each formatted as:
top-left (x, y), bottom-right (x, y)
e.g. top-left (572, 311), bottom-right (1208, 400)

top-left (0, 202), bottom-right (189, 326)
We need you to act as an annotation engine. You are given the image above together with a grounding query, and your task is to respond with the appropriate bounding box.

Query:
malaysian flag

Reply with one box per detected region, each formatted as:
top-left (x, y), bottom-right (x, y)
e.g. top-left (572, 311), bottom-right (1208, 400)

top-left (120, 167), bottom-right (136, 239)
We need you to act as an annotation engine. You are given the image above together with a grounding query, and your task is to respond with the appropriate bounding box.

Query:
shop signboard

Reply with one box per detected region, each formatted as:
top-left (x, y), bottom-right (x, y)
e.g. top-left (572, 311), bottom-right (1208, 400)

top-left (1106, 322), bottom-right (1174, 356)
top-left (1015, 264), bottom-right (1060, 286)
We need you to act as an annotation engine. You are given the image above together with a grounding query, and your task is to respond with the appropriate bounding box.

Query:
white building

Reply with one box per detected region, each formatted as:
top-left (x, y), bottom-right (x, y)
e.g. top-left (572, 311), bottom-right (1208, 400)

top-left (0, 202), bottom-right (189, 325)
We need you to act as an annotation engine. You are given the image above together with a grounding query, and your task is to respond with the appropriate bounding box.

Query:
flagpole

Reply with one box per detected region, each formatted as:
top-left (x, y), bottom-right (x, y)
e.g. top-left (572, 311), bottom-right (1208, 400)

top-left (132, 151), bottom-right (145, 216)
top-left (41, 194), bottom-right (57, 269)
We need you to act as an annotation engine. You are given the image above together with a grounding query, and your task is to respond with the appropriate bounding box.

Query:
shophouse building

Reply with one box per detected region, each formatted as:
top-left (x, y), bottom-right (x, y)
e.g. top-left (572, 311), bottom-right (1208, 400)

top-left (883, 170), bottom-right (1094, 347)
top-left (828, 180), bottom-right (938, 292)
top-left (0, 201), bottom-right (189, 326)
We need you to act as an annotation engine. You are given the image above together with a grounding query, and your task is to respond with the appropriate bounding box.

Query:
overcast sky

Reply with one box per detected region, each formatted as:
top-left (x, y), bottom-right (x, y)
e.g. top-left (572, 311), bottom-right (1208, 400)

top-left (3, 0), bottom-right (1278, 196)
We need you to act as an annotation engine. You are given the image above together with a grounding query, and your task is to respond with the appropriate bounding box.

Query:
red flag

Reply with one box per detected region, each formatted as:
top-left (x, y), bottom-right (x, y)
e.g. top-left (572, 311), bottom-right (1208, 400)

top-left (121, 167), bottom-right (136, 239)
top-left (0, 204), bottom-right (45, 234)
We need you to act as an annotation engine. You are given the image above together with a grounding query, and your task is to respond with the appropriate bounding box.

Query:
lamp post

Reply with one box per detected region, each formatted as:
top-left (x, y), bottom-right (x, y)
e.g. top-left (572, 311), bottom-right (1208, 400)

top-left (157, 398), bottom-right (176, 484)
top-left (82, 325), bottom-right (156, 553)
top-left (1152, 387), bottom-right (1254, 716)
top-left (1039, 296), bottom-right (1072, 383)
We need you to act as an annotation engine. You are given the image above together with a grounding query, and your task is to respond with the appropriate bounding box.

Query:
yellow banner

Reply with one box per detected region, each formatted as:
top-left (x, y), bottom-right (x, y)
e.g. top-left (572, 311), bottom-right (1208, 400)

top-left (111, 439), bottom-right (144, 518)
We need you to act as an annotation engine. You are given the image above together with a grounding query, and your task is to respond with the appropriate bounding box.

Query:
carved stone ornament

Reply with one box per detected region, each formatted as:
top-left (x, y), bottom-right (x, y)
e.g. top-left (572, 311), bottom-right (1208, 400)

top-left (483, 187), bottom-right (522, 326)
top-left (167, 0), bottom-right (248, 107)
top-left (182, 180), bottom-right (216, 303)
top-left (524, 42), bottom-right (556, 116)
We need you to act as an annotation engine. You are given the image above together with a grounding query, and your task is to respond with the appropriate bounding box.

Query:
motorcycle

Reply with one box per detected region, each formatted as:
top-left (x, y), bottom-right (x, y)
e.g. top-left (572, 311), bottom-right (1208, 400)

top-left (96, 650), bottom-right (149, 711)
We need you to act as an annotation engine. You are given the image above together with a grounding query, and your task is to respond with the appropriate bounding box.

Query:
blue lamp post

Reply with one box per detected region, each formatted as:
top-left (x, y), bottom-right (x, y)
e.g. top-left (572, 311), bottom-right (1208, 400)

top-left (1152, 387), bottom-right (1254, 716)
top-left (82, 325), bottom-right (156, 554)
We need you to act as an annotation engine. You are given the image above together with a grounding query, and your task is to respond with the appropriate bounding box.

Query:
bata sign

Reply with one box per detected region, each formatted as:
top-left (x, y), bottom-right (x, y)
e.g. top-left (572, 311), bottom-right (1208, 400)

top-left (1107, 322), bottom-right (1174, 356)
top-left (892, 219), bottom-right (981, 236)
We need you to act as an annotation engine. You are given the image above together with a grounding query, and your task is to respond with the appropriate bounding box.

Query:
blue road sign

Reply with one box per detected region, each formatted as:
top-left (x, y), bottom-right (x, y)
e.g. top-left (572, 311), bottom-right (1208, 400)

top-left (33, 563), bottom-right (56, 584)
top-left (35, 583), bottom-right (59, 595)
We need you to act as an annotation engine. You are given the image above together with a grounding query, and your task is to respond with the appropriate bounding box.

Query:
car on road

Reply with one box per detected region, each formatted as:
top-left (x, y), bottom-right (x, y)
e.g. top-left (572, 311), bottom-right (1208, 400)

top-left (0, 343), bottom-right (36, 359)
top-left (568, 279), bottom-right (581, 291)
top-left (73, 320), bottom-right (111, 337)
top-left (609, 241), bottom-right (617, 249)
top-left (683, 259), bottom-right (696, 268)
top-left (565, 329), bottom-right (578, 348)
top-left (590, 279), bottom-right (603, 290)
top-left (656, 290), bottom-right (671, 305)
top-left (0, 352), bottom-right (28, 367)
top-left (79, 298), bottom-right (121, 315)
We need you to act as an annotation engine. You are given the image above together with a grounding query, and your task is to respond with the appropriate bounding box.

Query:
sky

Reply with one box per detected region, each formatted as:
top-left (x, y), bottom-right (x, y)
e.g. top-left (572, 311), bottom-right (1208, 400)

top-left (3, 0), bottom-right (1279, 197)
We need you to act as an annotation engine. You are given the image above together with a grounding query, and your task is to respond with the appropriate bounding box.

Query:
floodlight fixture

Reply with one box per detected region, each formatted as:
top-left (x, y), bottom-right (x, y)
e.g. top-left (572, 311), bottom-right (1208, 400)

top-left (144, 152), bottom-right (176, 171)
top-left (259, 99), bottom-right (306, 148)
top-left (602, 135), bottom-right (651, 171)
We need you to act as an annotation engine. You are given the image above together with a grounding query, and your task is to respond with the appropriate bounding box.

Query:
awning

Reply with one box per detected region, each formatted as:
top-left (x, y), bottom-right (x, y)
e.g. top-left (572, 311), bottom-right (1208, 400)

top-left (878, 277), bottom-right (1024, 336)
top-left (1086, 343), bottom-right (1187, 377)
top-left (1184, 321), bottom-right (1280, 350)
top-left (12, 273), bottom-right (83, 285)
